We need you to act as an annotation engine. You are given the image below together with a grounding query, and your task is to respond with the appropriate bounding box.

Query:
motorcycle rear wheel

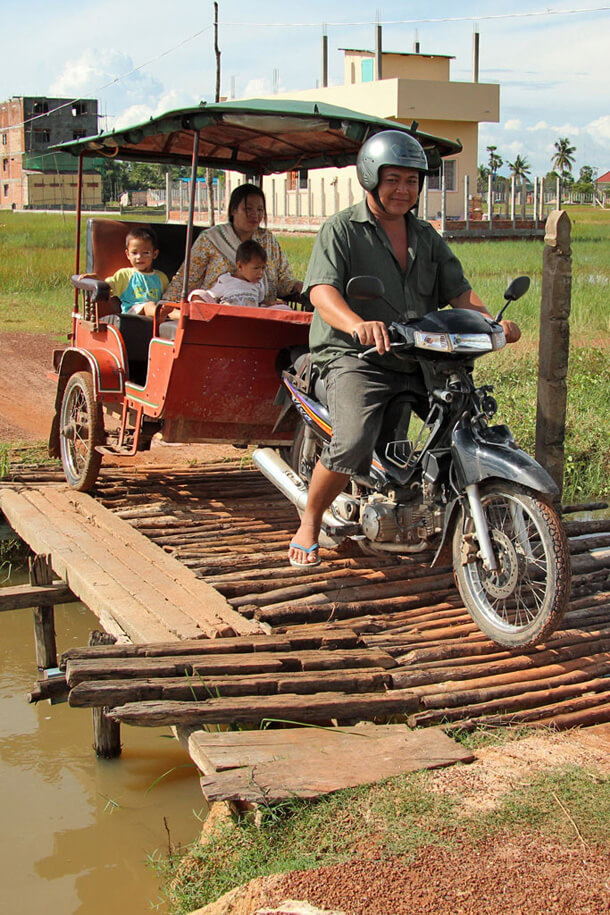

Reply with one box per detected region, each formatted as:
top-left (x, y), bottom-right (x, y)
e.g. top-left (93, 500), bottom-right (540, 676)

top-left (452, 482), bottom-right (570, 649)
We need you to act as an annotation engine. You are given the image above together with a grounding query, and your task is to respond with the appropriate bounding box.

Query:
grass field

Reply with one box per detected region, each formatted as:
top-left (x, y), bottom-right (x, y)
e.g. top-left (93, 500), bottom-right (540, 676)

top-left (0, 206), bottom-right (608, 499)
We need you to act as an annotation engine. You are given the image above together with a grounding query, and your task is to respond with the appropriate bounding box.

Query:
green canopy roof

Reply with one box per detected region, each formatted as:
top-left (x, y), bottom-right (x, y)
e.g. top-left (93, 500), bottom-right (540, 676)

top-left (51, 98), bottom-right (461, 175)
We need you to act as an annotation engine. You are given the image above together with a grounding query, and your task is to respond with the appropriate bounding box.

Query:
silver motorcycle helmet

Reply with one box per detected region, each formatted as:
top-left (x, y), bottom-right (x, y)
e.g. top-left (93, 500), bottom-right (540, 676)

top-left (356, 130), bottom-right (429, 197)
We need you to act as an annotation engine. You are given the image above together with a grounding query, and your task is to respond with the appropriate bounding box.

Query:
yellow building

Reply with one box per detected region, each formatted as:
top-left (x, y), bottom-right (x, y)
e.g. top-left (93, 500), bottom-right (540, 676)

top-left (227, 47), bottom-right (499, 223)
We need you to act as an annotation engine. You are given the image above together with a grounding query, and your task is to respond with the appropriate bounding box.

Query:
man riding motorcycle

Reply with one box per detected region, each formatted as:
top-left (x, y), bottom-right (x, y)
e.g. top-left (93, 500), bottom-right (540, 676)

top-left (288, 130), bottom-right (521, 568)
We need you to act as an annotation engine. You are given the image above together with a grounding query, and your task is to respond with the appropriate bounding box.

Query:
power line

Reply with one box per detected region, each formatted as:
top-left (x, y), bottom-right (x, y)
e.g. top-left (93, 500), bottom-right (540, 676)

top-left (222, 6), bottom-right (610, 27)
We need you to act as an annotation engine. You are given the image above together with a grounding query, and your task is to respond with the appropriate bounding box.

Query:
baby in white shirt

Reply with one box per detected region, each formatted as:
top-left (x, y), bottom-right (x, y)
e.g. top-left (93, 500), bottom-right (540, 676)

top-left (190, 240), bottom-right (290, 310)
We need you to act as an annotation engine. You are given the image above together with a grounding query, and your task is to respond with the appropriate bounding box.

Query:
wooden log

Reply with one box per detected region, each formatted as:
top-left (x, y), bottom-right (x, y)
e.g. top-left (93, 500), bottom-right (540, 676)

top-left (28, 672), bottom-right (69, 703)
top-left (408, 677), bottom-right (610, 727)
top-left (525, 701), bottom-right (610, 729)
top-left (89, 631), bottom-right (121, 758)
top-left (441, 689), bottom-right (610, 732)
top-left (69, 668), bottom-right (391, 708)
top-left (418, 658), bottom-right (610, 711)
top-left (29, 554), bottom-right (57, 671)
top-left (107, 688), bottom-right (422, 727)
top-left (61, 629), bottom-right (361, 664)
top-left (65, 647), bottom-right (397, 686)
top-left (391, 637), bottom-right (610, 688)
top-left (0, 581), bottom-right (77, 612)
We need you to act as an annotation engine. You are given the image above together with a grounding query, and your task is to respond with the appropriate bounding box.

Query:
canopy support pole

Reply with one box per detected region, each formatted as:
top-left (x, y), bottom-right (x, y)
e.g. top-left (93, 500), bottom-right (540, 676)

top-left (181, 130), bottom-right (200, 304)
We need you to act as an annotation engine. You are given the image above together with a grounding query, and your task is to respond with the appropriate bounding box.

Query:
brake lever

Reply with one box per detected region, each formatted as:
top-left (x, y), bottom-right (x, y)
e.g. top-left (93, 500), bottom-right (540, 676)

top-left (357, 341), bottom-right (406, 360)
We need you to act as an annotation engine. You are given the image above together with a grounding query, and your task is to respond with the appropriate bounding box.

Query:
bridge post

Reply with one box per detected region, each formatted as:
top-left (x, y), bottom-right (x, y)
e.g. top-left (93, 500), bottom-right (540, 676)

top-left (536, 209), bottom-right (572, 498)
top-left (89, 630), bottom-right (122, 758)
top-left (29, 554), bottom-right (57, 671)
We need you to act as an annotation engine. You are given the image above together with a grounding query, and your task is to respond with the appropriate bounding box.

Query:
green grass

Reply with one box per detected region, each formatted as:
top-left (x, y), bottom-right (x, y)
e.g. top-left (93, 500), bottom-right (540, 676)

top-left (153, 762), bottom-right (610, 914)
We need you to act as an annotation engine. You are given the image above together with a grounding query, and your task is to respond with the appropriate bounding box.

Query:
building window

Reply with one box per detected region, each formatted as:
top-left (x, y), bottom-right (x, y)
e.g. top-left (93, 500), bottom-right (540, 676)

top-left (361, 58), bottom-right (374, 82)
top-left (1, 134), bottom-right (7, 145)
top-left (72, 102), bottom-right (88, 117)
top-left (35, 129), bottom-right (51, 144)
top-left (3, 184), bottom-right (9, 196)
top-left (428, 159), bottom-right (457, 192)
top-left (2, 158), bottom-right (7, 172)
top-left (287, 169), bottom-right (308, 191)
top-left (33, 101), bottom-right (49, 114)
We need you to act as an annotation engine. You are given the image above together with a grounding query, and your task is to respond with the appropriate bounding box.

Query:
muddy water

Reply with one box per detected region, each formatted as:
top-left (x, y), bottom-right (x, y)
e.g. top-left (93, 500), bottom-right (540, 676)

top-left (0, 580), bottom-right (207, 915)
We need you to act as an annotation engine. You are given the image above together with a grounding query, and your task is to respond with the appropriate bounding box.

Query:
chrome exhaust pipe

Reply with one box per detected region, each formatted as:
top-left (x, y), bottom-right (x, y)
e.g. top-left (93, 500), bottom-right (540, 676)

top-left (252, 447), bottom-right (358, 531)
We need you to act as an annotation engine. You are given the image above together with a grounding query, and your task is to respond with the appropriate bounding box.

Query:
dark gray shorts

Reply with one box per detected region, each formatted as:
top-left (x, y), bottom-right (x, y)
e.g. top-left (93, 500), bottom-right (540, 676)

top-left (320, 354), bottom-right (427, 476)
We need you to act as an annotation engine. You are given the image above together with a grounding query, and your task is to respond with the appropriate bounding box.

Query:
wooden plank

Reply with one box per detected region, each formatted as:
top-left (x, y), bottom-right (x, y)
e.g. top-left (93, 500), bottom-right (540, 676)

top-left (60, 629), bottom-right (361, 663)
top-left (0, 489), bottom-right (173, 643)
top-left (0, 581), bottom-right (77, 612)
top-left (107, 688), bottom-right (422, 727)
top-left (68, 669), bottom-right (391, 707)
top-left (65, 647), bottom-right (396, 686)
top-left (62, 488), bottom-right (262, 636)
top-left (25, 488), bottom-right (209, 641)
top-left (189, 724), bottom-right (474, 803)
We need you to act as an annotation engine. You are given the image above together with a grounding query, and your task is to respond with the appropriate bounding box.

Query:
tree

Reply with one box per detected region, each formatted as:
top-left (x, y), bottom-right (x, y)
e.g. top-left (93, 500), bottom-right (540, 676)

top-left (572, 165), bottom-right (596, 195)
top-left (507, 155), bottom-right (532, 217)
top-left (551, 137), bottom-right (576, 180)
top-left (98, 159), bottom-right (128, 204)
top-left (487, 145), bottom-right (503, 177)
top-left (477, 164), bottom-right (490, 193)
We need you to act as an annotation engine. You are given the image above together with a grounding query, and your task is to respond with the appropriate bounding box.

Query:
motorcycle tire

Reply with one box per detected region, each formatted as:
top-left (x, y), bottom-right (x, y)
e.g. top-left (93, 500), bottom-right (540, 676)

top-left (452, 481), bottom-right (570, 649)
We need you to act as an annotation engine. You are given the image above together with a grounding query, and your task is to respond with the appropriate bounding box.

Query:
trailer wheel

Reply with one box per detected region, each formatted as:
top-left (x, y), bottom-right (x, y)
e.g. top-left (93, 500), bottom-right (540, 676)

top-left (59, 371), bottom-right (104, 491)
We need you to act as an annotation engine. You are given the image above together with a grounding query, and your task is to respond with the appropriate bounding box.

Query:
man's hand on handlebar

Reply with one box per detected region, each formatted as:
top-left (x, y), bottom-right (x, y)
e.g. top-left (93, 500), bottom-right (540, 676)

top-left (351, 320), bottom-right (391, 354)
top-left (500, 319), bottom-right (521, 344)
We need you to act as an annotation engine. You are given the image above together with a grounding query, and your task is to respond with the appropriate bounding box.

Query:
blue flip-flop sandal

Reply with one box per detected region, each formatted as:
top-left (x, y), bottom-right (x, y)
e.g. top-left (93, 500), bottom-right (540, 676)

top-left (289, 541), bottom-right (321, 568)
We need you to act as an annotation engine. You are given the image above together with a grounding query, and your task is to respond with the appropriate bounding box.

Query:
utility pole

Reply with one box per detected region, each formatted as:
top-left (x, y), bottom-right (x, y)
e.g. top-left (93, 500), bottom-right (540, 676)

top-left (207, 1), bottom-right (220, 225)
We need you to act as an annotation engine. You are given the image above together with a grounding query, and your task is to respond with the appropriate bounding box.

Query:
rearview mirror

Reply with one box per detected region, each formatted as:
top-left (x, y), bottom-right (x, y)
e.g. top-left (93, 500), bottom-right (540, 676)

top-left (504, 276), bottom-right (530, 302)
top-left (346, 275), bottom-right (385, 300)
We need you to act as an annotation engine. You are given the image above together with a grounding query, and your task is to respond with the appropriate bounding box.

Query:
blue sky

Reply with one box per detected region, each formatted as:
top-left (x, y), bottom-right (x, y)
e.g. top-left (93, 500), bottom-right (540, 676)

top-left (2, 1), bottom-right (609, 177)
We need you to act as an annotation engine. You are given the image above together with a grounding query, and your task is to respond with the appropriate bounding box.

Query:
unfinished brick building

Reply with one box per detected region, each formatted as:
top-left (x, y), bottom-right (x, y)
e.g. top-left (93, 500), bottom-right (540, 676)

top-left (0, 96), bottom-right (102, 209)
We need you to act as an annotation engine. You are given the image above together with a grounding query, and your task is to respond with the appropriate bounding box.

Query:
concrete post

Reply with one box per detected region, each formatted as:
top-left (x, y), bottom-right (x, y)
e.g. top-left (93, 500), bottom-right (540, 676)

top-left (464, 174), bottom-right (470, 230)
top-left (440, 167), bottom-right (447, 234)
top-left (421, 175), bottom-right (428, 222)
top-left (533, 177), bottom-right (539, 228)
top-left (535, 210), bottom-right (572, 498)
top-left (510, 175), bottom-right (516, 228)
top-left (487, 173), bottom-right (493, 227)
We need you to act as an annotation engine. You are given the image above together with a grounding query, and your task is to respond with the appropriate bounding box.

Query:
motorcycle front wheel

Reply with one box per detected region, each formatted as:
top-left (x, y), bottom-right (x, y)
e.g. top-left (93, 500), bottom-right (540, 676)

top-left (452, 482), bottom-right (571, 649)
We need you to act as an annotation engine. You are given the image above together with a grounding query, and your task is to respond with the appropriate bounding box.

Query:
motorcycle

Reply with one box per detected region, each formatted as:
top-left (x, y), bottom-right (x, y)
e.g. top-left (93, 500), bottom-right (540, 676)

top-left (253, 275), bottom-right (571, 650)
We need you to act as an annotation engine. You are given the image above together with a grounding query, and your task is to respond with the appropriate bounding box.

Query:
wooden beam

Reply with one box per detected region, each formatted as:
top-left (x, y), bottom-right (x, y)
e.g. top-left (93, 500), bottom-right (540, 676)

top-left (0, 581), bottom-right (77, 612)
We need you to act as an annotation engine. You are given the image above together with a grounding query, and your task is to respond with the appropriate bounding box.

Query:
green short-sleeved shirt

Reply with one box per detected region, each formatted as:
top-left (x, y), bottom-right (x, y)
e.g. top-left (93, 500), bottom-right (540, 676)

top-left (305, 199), bottom-right (471, 373)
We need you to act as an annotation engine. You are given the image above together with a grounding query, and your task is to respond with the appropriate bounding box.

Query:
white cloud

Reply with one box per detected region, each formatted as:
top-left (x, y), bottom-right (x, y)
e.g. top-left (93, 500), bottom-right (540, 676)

top-left (243, 78), bottom-right (272, 97)
top-left (587, 114), bottom-right (610, 143)
top-left (504, 119), bottom-right (521, 131)
top-left (527, 121), bottom-right (549, 132)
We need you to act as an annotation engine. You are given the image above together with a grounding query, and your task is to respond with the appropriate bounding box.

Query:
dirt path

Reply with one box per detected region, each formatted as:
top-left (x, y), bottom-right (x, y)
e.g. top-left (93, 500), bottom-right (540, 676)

top-left (0, 331), bottom-right (236, 463)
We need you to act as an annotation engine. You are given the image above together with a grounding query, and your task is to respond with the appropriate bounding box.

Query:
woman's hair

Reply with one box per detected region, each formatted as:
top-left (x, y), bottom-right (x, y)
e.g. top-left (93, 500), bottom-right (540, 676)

top-left (236, 239), bottom-right (267, 265)
top-left (227, 183), bottom-right (267, 226)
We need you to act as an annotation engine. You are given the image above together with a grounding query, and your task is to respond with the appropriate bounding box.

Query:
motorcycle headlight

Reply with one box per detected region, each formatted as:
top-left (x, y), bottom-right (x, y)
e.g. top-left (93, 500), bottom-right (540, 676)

top-left (414, 331), bottom-right (493, 354)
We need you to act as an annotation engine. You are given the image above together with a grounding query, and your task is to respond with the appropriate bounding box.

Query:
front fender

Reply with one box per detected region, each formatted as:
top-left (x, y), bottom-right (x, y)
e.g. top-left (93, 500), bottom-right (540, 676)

top-left (451, 420), bottom-right (558, 496)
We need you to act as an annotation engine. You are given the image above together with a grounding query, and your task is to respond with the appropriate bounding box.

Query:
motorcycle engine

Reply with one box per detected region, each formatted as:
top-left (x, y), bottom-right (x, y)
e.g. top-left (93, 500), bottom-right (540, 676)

top-left (361, 496), bottom-right (430, 543)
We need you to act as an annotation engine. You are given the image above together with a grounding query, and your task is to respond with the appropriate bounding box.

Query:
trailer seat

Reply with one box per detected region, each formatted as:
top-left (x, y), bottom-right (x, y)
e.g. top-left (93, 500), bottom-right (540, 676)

top-left (86, 218), bottom-right (203, 291)
top-left (102, 313), bottom-right (154, 386)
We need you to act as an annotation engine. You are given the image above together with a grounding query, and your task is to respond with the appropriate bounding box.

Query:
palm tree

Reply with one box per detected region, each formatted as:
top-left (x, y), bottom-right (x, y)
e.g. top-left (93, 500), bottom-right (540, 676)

top-left (552, 138), bottom-right (576, 179)
top-left (486, 145), bottom-right (503, 177)
top-left (508, 154), bottom-right (532, 217)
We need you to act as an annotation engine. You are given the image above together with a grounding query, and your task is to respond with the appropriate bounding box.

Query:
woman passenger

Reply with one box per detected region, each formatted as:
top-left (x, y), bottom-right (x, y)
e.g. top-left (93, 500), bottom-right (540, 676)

top-left (162, 184), bottom-right (302, 304)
